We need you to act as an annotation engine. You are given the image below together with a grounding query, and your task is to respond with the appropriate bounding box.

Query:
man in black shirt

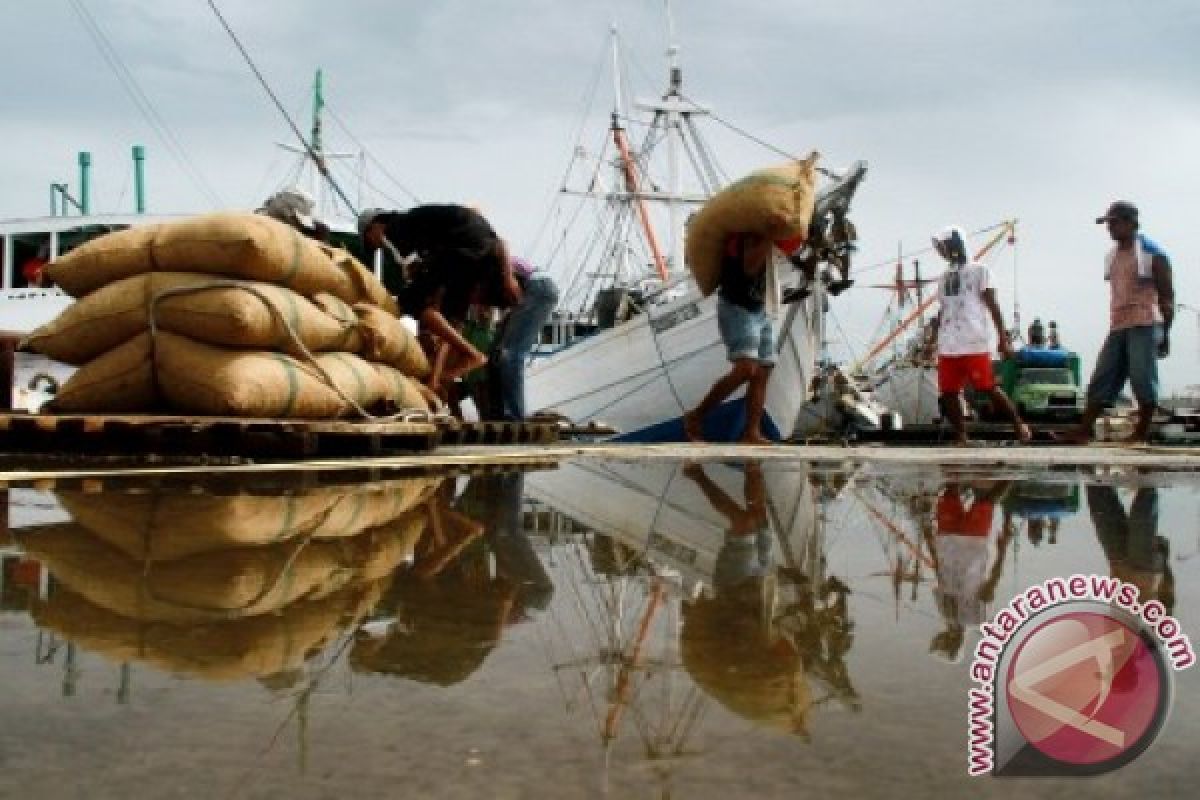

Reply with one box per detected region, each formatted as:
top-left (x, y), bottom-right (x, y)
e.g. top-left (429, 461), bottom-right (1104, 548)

top-left (358, 204), bottom-right (520, 403)
top-left (683, 233), bottom-right (778, 444)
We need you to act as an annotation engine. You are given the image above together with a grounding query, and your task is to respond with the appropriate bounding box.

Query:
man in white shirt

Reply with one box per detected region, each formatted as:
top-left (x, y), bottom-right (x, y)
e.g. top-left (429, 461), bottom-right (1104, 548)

top-left (926, 226), bottom-right (1030, 446)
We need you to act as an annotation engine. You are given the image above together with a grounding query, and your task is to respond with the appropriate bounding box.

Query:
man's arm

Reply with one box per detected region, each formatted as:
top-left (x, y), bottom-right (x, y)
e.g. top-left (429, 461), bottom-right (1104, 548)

top-left (1153, 255), bottom-right (1175, 352)
top-left (1153, 255), bottom-right (1174, 358)
top-left (982, 288), bottom-right (1014, 359)
top-left (924, 312), bottom-right (941, 358)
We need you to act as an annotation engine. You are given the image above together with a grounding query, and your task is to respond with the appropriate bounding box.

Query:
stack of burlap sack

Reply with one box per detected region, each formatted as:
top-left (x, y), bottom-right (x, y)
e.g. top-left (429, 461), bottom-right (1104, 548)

top-left (24, 212), bottom-right (437, 418)
top-left (685, 152), bottom-right (821, 296)
top-left (20, 476), bottom-right (441, 682)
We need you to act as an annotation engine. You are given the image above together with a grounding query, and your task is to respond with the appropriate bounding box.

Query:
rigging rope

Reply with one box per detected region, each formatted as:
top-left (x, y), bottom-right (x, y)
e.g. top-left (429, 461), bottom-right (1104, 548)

top-left (323, 104), bottom-right (422, 204)
top-left (146, 281), bottom-right (448, 423)
top-left (67, 0), bottom-right (224, 208)
top-left (205, 0), bottom-right (358, 218)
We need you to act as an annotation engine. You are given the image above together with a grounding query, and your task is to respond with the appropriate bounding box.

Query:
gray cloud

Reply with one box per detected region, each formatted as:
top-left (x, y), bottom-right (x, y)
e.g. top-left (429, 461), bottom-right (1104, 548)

top-left (2, 0), bottom-right (1197, 391)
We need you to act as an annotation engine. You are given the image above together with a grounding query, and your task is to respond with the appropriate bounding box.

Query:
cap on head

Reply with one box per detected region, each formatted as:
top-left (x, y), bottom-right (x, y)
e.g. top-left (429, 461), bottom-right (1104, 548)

top-left (1096, 200), bottom-right (1138, 225)
top-left (358, 207), bottom-right (386, 236)
top-left (931, 225), bottom-right (969, 263)
top-left (263, 187), bottom-right (316, 228)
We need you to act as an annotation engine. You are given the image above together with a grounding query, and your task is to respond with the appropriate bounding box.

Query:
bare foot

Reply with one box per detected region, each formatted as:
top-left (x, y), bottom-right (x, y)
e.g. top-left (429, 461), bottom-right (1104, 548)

top-left (739, 431), bottom-right (773, 446)
top-left (1015, 422), bottom-right (1032, 444)
top-left (683, 410), bottom-right (705, 443)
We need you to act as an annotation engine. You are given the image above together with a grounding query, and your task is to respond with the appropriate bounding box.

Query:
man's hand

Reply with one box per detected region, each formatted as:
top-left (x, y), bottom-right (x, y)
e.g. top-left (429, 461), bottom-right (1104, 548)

top-left (503, 274), bottom-right (523, 306)
top-left (1157, 331), bottom-right (1170, 359)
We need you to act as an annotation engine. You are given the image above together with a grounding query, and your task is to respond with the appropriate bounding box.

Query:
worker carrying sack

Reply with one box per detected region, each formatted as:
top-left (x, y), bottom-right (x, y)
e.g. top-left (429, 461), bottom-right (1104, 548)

top-left (685, 152), bottom-right (820, 296)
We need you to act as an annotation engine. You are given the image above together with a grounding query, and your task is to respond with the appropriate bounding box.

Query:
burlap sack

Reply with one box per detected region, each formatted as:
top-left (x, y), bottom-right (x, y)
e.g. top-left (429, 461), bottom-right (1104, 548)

top-left (14, 523), bottom-right (353, 624)
top-left (685, 153), bottom-right (820, 296)
top-left (325, 246), bottom-right (399, 314)
top-left (45, 225), bottom-right (159, 298)
top-left (153, 279), bottom-right (362, 354)
top-left (343, 512), bottom-right (428, 583)
top-left (375, 364), bottom-right (435, 413)
top-left (56, 488), bottom-right (347, 561)
top-left (58, 477), bottom-right (441, 560)
top-left (310, 292), bottom-right (362, 350)
top-left (142, 539), bottom-right (358, 616)
top-left (24, 274), bottom-right (362, 364)
top-left (32, 585), bottom-right (358, 682)
top-left (149, 213), bottom-right (369, 301)
top-left (45, 332), bottom-right (156, 413)
top-left (355, 304), bottom-right (430, 378)
top-left (154, 332), bottom-right (387, 418)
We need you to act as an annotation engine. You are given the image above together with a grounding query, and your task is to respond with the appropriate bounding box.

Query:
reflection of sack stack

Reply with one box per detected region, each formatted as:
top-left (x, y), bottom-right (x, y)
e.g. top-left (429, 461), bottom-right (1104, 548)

top-left (28, 213), bottom-right (433, 417)
top-left (56, 477), bottom-right (439, 560)
top-left (15, 478), bottom-right (440, 682)
top-left (31, 583), bottom-right (380, 682)
top-left (685, 153), bottom-right (819, 296)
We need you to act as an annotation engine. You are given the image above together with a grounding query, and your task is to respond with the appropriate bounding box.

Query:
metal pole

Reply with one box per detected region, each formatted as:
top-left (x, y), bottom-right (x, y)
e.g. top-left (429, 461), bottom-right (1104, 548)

top-left (132, 145), bottom-right (146, 213)
top-left (78, 152), bottom-right (92, 215)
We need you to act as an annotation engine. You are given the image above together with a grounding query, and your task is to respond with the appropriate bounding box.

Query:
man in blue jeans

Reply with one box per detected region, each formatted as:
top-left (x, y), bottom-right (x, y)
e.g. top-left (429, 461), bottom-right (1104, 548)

top-left (1063, 201), bottom-right (1175, 444)
top-left (486, 256), bottom-right (559, 421)
top-left (684, 232), bottom-right (780, 443)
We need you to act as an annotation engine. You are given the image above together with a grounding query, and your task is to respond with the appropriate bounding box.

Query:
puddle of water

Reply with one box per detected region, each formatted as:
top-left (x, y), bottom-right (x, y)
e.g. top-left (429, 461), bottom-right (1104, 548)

top-left (1, 460), bottom-right (1197, 798)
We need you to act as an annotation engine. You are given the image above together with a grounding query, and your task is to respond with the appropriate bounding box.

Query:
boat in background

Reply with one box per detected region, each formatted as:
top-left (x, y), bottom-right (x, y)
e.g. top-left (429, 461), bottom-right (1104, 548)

top-left (1, 195), bottom-right (177, 411)
top-left (525, 26), bottom-right (867, 442)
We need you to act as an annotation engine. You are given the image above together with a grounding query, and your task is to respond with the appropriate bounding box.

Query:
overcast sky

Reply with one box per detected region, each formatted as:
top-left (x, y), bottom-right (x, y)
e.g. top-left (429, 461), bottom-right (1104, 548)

top-left (1, 0), bottom-right (1197, 393)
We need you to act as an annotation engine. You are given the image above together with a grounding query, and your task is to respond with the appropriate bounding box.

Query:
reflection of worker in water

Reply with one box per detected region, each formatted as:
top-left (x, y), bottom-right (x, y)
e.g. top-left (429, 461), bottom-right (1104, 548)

top-left (927, 479), bottom-right (1014, 662)
top-left (349, 472), bottom-right (552, 684)
top-left (680, 461), bottom-right (856, 735)
top-left (683, 461), bottom-right (771, 579)
top-left (1087, 485), bottom-right (1174, 613)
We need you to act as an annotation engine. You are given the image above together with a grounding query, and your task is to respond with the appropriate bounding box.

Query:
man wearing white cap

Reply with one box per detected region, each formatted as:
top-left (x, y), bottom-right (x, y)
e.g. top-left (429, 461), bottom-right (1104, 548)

top-left (258, 187), bottom-right (329, 242)
top-left (926, 225), bottom-right (1030, 446)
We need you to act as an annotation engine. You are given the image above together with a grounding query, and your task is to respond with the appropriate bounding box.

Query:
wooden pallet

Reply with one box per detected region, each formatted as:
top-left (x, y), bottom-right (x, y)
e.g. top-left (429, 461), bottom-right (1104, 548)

top-left (0, 412), bottom-right (440, 460)
top-left (436, 420), bottom-right (561, 446)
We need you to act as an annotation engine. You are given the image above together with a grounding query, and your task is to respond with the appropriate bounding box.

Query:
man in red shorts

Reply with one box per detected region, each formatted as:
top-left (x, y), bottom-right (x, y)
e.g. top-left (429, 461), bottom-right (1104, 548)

top-left (926, 226), bottom-right (1030, 446)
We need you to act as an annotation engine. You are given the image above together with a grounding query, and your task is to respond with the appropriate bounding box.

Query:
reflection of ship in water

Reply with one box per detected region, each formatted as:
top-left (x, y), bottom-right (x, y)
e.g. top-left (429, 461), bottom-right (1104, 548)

top-left (18, 464), bottom-right (1167, 788)
top-left (521, 458), bottom-right (860, 794)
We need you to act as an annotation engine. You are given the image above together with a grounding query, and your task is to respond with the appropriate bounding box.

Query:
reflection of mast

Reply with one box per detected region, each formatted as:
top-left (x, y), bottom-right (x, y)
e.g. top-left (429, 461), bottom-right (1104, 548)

top-left (549, 532), bottom-right (706, 799)
top-left (603, 577), bottom-right (666, 740)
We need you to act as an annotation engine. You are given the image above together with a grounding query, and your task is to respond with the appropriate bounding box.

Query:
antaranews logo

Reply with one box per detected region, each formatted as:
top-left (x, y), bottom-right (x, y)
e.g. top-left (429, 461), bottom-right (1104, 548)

top-left (967, 574), bottom-right (1194, 777)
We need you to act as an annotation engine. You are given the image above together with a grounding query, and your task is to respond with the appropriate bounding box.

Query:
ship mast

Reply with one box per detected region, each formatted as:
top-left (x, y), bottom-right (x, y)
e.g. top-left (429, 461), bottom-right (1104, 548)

top-left (276, 69), bottom-right (356, 219)
top-left (610, 28), bottom-right (669, 283)
top-left (632, 0), bottom-right (720, 276)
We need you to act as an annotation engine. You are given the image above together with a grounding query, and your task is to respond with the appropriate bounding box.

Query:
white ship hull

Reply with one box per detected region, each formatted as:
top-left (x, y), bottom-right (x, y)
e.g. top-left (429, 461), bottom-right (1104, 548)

top-left (525, 458), bottom-right (819, 590)
top-left (525, 280), bottom-right (822, 442)
top-left (872, 363), bottom-right (941, 426)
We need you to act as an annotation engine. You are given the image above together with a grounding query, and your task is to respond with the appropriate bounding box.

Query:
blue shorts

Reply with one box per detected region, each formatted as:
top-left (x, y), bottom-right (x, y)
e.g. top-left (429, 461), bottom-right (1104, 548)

top-left (1086, 324), bottom-right (1162, 407)
top-left (717, 297), bottom-right (775, 366)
